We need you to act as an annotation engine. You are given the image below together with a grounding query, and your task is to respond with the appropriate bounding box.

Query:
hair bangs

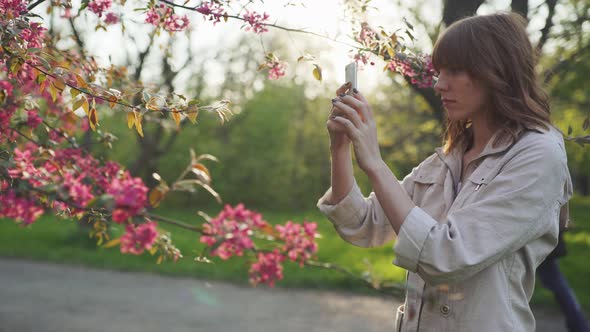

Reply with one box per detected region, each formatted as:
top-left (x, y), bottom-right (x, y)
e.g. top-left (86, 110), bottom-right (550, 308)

top-left (432, 23), bottom-right (475, 74)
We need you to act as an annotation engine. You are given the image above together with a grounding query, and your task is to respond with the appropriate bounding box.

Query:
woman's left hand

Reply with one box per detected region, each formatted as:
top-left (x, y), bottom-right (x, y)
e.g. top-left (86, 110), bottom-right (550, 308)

top-left (330, 89), bottom-right (384, 175)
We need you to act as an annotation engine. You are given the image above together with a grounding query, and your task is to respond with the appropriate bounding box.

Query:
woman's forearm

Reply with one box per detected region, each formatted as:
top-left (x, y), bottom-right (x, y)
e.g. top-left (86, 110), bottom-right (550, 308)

top-left (328, 144), bottom-right (354, 204)
top-left (366, 161), bottom-right (415, 234)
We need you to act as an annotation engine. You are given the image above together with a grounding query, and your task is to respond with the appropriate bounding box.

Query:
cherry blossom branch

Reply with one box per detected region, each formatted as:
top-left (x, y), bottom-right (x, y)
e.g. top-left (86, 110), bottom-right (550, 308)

top-left (27, 0), bottom-right (46, 11)
top-left (157, 0), bottom-right (362, 50)
top-left (144, 212), bottom-right (204, 233)
top-left (28, 61), bottom-right (212, 115)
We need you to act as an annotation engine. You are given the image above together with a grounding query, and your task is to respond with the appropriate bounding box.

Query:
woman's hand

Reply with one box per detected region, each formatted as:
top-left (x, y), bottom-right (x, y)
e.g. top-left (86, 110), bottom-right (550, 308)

top-left (326, 83), bottom-right (353, 150)
top-left (330, 89), bottom-right (384, 174)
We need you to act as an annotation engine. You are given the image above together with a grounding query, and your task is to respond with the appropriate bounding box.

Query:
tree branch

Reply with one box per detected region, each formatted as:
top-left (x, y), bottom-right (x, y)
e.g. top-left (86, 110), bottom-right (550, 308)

top-left (536, 0), bottom-right (558, 54)
top-left (27, 0), bottom-right (46, 11)
top-left (510, 0), bottom-right (529, 18)
top-left (543, 43), bottom-right (590, 84)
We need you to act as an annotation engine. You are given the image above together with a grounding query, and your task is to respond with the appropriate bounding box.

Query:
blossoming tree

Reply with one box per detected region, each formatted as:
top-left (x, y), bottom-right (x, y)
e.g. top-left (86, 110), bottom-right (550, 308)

top-left (0, 0), bottom-right (490, 289)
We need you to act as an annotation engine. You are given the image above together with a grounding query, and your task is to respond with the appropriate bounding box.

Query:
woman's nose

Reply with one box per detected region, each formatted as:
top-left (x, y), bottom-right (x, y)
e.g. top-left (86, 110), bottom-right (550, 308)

top-left (434, 76), bottom-right (447, 94)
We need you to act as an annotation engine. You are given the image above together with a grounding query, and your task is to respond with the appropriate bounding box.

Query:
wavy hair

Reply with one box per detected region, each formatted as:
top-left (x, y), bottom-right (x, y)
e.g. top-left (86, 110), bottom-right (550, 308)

top-left (432, 12), bottom-right (551, 153)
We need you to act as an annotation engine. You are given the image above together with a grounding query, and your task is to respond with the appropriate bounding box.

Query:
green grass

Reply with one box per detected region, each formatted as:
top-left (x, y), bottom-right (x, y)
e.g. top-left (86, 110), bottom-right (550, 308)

top-left (0, 205), bottom-right (406, 294)
top-left (1, 197), bottom-right (589, 312)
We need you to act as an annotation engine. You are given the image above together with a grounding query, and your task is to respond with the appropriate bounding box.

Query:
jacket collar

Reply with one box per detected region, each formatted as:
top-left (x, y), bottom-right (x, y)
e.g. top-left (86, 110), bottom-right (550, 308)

top-left (435, 126), bottom-right (527, 183)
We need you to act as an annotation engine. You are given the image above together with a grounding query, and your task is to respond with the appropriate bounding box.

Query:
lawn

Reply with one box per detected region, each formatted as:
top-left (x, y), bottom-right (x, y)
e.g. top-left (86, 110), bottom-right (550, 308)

top-left (1, 196), bottom-right (589, 312)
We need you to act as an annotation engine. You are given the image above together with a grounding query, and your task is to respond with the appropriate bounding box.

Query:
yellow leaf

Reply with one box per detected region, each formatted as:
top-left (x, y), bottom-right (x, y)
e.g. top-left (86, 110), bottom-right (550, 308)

top-left (74, 74), bottom-right (87, 88)
top-left (171, 108), bottom-right (181, 127)
top-left (49, 82), bottom-right (58, 102)
top-left (54, 77), bottom-right (66, 91)
top-left (127, 112), bottom-right (135, 129)
top-left (62, 111), bottom-right (78, 127)
top-left (187, 105), bottom-right (199, 124)
top-left (149, 247), bottom-right (158, 255)
top-left (386, 46), bottom-right (395, 58)
top-left (88, 107), bottom-right (98, 131)
top-left (312, 64), bottom-right (322, 82)
top-left (157, 255), bottom-right (164, 264)
top-left (82, 97), bottom-right (89, 115)
top-left (390, 33), bottom-right (398, 46)
top-left (107, 95), bottom-right (118, 109)
top-left (134, 112), bottom-right (144, 137)
top-left (149, 186), bottom-right (168, 208)
top-left (260, 224), bottom-right (276, 236)
top-left (71, 88), bottom-right (80, 99)
top-left (72, 97), bottom-right (85, 111)
top-left (39, 79), bottom-right (47, 94)
top-left (103, 238), bottom-right (121, 248)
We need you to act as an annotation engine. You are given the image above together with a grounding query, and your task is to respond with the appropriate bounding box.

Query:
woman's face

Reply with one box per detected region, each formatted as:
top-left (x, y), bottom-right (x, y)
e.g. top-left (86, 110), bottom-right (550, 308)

top-left (434, 68), bottom-right (488, 122)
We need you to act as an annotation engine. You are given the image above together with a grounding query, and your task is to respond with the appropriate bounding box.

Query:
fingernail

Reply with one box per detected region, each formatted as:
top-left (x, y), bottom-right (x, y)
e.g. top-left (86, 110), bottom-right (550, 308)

top-left (331, 98), bottom-right (338, 103)
top-left (330, 115), bottom-right (336, 119)
top-left (353, 88), bottom-right (359, 94)
top-left (339, 93), bottom-right (346, 98)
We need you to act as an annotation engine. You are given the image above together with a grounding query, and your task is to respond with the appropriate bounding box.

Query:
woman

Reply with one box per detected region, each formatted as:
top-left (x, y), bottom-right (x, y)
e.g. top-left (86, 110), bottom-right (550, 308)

top-left (318, 12), bottom-right (573, 332)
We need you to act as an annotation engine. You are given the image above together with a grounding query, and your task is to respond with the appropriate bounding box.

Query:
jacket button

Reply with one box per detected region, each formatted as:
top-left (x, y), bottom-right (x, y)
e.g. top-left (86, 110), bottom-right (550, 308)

top-left (440, 304), bottom-right (450, 316)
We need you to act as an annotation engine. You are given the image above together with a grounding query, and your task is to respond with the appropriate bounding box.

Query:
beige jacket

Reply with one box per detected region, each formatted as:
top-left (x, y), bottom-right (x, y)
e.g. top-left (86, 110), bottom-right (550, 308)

top-left (317, 126), bottom-right (572, 332)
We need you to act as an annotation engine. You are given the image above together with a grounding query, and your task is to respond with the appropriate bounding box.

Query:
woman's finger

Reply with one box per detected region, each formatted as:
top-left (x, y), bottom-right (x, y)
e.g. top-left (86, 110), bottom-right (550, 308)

top-left (338, 94), bottom-right (367, 122)
top-left (350, 89), bottom-right (373, 122)
top-left (331, 115), bottom-right (360, 140)
top-left (332, 98), bottom-right (363, 128)
top-left (336, 82), bottom-right (352, 96)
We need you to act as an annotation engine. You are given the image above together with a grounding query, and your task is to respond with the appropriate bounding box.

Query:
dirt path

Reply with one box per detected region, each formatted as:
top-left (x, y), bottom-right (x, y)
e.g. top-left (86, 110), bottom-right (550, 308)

top-left (0, 258), bottom-right (572, 332)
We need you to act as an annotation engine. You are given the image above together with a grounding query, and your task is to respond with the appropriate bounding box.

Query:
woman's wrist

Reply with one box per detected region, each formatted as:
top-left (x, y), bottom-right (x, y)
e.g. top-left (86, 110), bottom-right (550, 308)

top-left (330, 141), bottom-right (350, 153)
top-left (366, 159), bottom-right (390, 181)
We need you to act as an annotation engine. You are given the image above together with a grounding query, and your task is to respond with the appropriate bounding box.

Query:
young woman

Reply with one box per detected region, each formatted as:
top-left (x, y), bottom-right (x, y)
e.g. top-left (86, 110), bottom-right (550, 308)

top-left (318, 12), bottom-right (573, 332)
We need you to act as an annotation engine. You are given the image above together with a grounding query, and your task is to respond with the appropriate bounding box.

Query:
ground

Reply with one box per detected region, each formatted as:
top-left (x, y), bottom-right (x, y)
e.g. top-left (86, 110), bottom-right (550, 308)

top-left (0, 258), bottom-right (578, 332)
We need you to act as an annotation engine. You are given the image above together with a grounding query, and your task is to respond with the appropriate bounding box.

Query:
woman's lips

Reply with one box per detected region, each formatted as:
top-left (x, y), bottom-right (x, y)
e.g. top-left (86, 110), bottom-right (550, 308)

top-left (442, 98), bottom-right (456, 107)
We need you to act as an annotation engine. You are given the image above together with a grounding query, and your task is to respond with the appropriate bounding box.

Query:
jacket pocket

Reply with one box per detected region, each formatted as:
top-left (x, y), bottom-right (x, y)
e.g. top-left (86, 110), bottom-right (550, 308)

top-left (395, 304), bottom-right (404, 332)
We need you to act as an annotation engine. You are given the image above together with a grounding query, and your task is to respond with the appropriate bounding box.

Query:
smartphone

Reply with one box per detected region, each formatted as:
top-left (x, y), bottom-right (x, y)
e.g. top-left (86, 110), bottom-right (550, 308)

top-left (345, 62), bottom-right (357, 95)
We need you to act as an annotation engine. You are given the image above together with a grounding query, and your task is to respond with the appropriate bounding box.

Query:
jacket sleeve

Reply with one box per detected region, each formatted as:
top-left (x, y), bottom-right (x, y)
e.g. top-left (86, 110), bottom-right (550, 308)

top-left (317, 167), bottom-right (419, 248)
top-left (393, 140), bottom-right (570, 284)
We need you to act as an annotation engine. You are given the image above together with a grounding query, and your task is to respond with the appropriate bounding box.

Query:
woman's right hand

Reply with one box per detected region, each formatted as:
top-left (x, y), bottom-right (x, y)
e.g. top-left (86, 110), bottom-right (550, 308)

top-left (327, 82), bottom-right (352, 150)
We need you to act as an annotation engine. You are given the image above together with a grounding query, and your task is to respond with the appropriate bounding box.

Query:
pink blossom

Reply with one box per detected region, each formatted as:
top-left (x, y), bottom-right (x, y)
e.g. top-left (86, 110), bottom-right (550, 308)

top-left (275, 221), bottom-right (318, 266)
top-left (196, 1), bottom-right (226, 25)
top-left (261, 54), bottom-right (288, 80)
top-left (62, 173), bottom-right (94, 208)
top-left (104, 12), bottom-right (119, 25)
top-left (26, 109), bottom-right (42, 128)
top-left (7, 148), bottom-right (44, 185)
top-left (145, 6), bottom-right (162, 26)
top-left (106, 173), bottom-right (148, 223)
top-left (60, 7), bottom-right (73, 18)
top-left (0, 190), bottom-right (44, 225)
top-left (88, 0), bottom-right (112, 18)
top-left (164, 13), bottom-right (189, 32)
top-left (0, 0), bottom-right (27, 19)
top-left (120, 221), bottom-right (158, 255)
top-left (356, 22), bottom-right (376, 47)
top-left (388, 53), bottom-right (436, 89)
top-left (242, 10), bottom-right (269, 34)
top-left (21, 23), bottom-right (47, 49)
top-left (249, 249), bottom-right (284, 287)
top-left (200, 204), bottom-right (268, 260)
top-left (145, 5), bottom-right (189, 32)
